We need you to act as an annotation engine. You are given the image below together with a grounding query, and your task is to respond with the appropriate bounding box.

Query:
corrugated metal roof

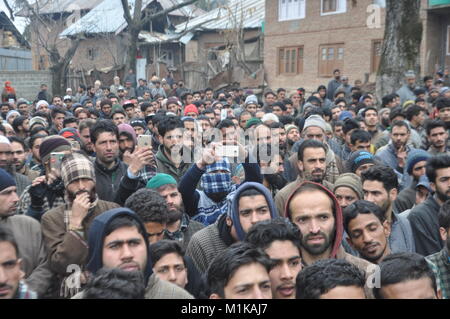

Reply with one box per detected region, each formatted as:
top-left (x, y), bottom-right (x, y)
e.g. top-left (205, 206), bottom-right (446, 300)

top-left (138, 31), bottom-right (179, 43)
top-left (60, 0), bottom-right (202, 37)
top-left (17, 0), bottom-right (104, 16)
top-left (174, 0), bottom-right (264, 32)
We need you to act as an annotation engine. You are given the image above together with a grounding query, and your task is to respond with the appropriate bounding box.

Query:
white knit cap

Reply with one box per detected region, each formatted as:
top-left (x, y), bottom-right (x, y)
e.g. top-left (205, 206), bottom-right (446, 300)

top-left (302, 114), bottom-right (326, 132)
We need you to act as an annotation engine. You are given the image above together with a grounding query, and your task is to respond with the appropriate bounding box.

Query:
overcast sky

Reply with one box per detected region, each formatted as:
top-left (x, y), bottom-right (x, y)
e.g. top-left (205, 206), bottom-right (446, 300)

top-left (0, 1), bottom-right (28, 33)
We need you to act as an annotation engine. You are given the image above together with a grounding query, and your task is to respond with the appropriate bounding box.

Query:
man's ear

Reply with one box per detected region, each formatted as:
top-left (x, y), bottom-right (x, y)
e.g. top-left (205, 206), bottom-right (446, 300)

top-left (209, 293), bottom-right (222, 299)
top-left (297, 160), bottom-right (304, 173)
top-left (382, 220), bottom-right (392, 237)
top-left (439, 227), bottom-right (448, 242)
top-left (389, 188), bottom-right (398, 202)
top-left (430, 182), bottom-right (436, 193)
top-left (158, 135), bottom-right (163, 144)
top-left (226, 216), bottom-right (233, 227)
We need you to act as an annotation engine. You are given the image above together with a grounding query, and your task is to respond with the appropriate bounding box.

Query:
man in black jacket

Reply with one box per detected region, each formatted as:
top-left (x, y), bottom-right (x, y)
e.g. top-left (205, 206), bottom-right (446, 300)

top-left (90, 120), bottom-right (152, 204)
top-left (408, 155), bottom-right (450, 256)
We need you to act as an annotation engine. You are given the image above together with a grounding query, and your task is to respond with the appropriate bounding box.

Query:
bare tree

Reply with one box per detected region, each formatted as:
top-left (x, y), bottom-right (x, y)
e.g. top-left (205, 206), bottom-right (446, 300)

top-left (14, 0), bottom-right (84, 95)
top-left (2, 0), bottom-right (14, 20)
top-left (376, 0), bottom-right (422, 99)
top-left (120, 0), bottom-right (200, 73)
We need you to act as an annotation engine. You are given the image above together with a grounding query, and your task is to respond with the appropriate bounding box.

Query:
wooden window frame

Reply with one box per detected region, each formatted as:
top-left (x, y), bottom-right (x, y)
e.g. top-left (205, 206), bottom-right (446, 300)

top-left (278, 46), bottom-right (304, 75)
top-left (318, 43), bottom-right (344, 77)
top-left (371, 39), bottom-right (383, 73)
top-left (321, 0), bottom-right (346, 16)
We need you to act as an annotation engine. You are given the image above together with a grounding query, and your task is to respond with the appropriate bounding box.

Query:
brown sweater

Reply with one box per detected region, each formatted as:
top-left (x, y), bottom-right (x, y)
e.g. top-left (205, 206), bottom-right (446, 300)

top-left (41, 200), bottom-right (119, 276)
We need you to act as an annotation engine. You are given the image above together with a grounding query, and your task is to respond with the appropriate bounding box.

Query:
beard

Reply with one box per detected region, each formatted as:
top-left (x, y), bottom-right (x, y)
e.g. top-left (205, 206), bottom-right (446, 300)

top-left (67, 187), bottom-right (97, 204)
top-left (265, 173), bottom-right (287, 190)
top-left (167, 208), bottom-right (184, 224)
top-left (300, 228), bottom-right (335, 256)
top-left (381, 117), bottom-right (390, 128)
top-left (0, 162), bottom-right (15, 175)
top-left (436, 187), bottom-right (450, 203)
top-left (13, 160), bottom-right (26, 172)
top-left (304, 168), bottom-right (325, 183)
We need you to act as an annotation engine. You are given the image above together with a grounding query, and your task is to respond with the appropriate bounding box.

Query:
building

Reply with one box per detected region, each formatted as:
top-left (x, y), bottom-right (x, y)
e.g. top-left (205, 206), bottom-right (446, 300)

top-left (0, 11), bottom-right (31, 71)
top-left (59, 0), bottom-right (203, 84)
top-left (264, 0), bottom-right (450, 93)
top-left (170, 0), bottom-right (265, 90)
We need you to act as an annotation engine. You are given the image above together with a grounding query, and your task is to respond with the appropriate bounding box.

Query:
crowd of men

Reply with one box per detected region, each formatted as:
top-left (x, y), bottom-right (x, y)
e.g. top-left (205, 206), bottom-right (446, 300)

top-left (0, 68), bottom-right (449, 299)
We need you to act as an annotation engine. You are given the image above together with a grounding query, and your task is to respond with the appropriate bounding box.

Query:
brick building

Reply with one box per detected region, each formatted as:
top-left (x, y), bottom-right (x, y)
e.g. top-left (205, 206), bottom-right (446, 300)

top-left (264, 0), bottom-right (450, 94)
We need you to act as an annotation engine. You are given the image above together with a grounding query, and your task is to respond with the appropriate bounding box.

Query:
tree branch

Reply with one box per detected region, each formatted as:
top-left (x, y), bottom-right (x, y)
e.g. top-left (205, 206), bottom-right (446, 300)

top-left (120, 0), bottom-right (133, 25)
top-left (3, 0), bottom-right (14, 20)
top-left (140, 0), bottom-right (200, 27)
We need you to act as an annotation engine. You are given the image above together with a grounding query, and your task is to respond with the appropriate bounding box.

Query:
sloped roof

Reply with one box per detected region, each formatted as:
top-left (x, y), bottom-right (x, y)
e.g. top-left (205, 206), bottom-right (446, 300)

top-left (60, 0), bottom-right (203, 37)
top-left (0, 11), bottom-right (30, 49)
top-left (174, 0), bottom-right (264, 32)
top-left (16, 0), bottom-right (104, 16)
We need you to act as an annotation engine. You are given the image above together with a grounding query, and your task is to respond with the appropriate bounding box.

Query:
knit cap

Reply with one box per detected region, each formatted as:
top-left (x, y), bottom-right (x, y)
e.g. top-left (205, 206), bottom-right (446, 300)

top-left (406, 149), bottom-right (431, 175)
top-left (0, 167), bottom-right (15, 192)
top-left (261, 113), bottom-right (279, 123)
top-left (338, 111), bottom-right (353, 121)
top-left (333, 173), bottom-right (364, 200)
top-left (146, 173), bottom-right (177, 189)
top-left (35, 100), bottom-right (49, 111)
top-left (284, 124), bottom-right (298, 134)
top-left (348, 150), bottom-right (375, 173)
top-left (118, 123), bottom-right (137, 144)
top-left (39, 135), bottom-right (71, 164)
top-left (61, 153), bottom-right (95, 188)
top-left (245, 118), bottom-right (262, 130)
top-left (59, 128), bottom-right (81, 144)
top-left (6, 110), bottom-right (20, 122)
top-left (184, 104), bottom-right (199, 116)
top-left (29, 116), bottom-right (48, 129)
top-left (303, 114), bottom-right (326, 132)
top-left (245, 95), bottom-right (258, 105)
top-left (130, 119), bottom-right (146, 130)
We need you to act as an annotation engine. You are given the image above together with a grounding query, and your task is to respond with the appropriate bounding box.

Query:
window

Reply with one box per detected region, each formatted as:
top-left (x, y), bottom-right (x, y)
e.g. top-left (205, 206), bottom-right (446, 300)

top-left (279, 0), bottom-right (306, 21)
top-left (87, 48), bottom-right (98, 61)
top-left (371, 40), bottom-right (382, 73)
top-left (321, 0), bottom-right (346, 15)
top-left (447, 26), bottom-right (450, 56)
top-left (318, 44), bottom-right (344, 77)
top-left (278, 47), bottom-right (304, 75)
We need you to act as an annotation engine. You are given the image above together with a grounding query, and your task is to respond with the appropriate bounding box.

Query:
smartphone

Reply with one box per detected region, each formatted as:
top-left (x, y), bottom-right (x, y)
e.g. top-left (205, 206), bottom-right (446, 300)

top-left (137, 135), bottom-right (152, 148)
top-left (50, 152), bottom-right (66, 173)
top-left (220, 109), bottom-right (227, 121)
top-left (216, 145), bottom-right (239, 158)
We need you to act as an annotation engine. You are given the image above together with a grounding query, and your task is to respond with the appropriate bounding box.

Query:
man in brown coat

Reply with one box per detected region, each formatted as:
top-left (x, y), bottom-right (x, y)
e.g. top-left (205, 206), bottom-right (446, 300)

top-left (41, 153), bottom-right (119, 298)
top-left (285, 180), bottom-right (374, 298)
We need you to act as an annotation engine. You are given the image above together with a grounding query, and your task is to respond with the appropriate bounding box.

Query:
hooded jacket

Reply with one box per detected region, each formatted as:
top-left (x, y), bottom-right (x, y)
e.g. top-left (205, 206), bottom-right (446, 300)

top-left (284, 181), bottom-right (374, 297)
top-left (85, 208), bottom-right (192, 299)
top-left (186, 182), bottom-right (278, 273)
top-left (86, 208), bottom-right (153, 283)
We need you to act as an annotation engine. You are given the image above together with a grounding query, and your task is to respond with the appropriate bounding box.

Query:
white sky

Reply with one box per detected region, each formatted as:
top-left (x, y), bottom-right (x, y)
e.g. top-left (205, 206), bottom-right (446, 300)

top-left (0, 1), bottom-right (28, 33)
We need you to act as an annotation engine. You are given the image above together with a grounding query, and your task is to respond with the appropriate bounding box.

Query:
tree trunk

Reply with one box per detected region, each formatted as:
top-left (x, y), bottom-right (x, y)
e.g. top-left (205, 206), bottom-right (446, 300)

top-left (376, 0), bottom-right (422, 100)
top-left (126, 27), bottom-right (140, 73)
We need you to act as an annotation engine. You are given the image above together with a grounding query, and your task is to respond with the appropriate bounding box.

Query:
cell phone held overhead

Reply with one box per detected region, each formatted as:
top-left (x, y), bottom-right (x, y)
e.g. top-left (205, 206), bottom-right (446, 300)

top-left (50, 152), bottom-right (66, 172)
top-left (137, 135), bottom-right (152, 148)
